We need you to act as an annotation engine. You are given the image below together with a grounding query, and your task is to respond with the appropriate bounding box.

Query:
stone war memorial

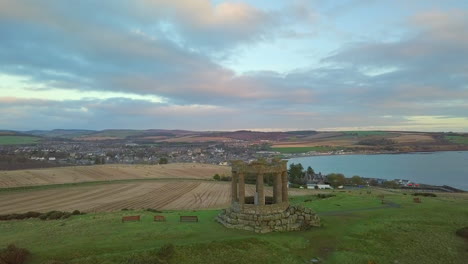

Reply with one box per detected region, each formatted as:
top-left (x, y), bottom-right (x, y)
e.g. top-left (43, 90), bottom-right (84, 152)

top-left (217, 158), bottom-right (320, 233)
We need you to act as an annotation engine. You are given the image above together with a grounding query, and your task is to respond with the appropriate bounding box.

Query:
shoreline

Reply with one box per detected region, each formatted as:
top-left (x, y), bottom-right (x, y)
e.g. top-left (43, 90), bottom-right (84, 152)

top-left (281, 149), bottom-right (468, 159)
top-left (286, 151), bottom-right (468, 192)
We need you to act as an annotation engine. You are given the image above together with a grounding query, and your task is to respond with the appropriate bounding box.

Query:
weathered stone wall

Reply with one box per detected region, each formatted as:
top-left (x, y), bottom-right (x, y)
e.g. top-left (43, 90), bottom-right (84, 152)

top-left (231, 201), bottom-right (289, 215)
top-left (216, 205), bottom-right (320, 233)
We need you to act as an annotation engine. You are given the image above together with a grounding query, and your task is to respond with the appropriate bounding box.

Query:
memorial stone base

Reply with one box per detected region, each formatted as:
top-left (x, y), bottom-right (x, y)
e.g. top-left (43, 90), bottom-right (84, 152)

top-left (216, 202), bottom-right (320, 233)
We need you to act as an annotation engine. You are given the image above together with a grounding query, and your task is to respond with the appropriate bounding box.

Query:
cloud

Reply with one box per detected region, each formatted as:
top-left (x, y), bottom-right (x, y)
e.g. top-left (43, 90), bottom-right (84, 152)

top-left (1, 2), bottom-right (467, 131)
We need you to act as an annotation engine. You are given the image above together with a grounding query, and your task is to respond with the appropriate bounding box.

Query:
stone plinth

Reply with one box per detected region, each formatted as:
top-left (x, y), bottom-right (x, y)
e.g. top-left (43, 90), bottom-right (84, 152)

top-left (216, 204), bottom-right (320, 234)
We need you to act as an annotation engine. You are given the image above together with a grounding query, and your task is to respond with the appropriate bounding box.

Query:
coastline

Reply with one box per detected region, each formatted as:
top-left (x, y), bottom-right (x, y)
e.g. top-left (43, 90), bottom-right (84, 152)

top-left (287, 151), bottom-right (468, 192)
top-left (281, 149), bottom-right (468, 159)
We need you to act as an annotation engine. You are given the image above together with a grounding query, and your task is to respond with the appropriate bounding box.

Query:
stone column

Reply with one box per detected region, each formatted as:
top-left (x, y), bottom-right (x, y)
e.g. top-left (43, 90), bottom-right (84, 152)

top-left (281, 171), bottom-right (289, 203)
top-left (231, 172), bottom-right (238, 203)
top-left (238, 173), bottom-right (245, 204)
top-left (274, 172), bottom-right (282, 204)
top-left (256, 173), bottom-right (265, 205)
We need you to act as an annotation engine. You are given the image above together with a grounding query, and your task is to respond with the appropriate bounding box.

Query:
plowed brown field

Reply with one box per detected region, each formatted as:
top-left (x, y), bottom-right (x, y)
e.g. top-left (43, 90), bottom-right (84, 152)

top-left (0, 163), bottom-right (230, 188)
top-left (0, 181), bottom-right (315, 214)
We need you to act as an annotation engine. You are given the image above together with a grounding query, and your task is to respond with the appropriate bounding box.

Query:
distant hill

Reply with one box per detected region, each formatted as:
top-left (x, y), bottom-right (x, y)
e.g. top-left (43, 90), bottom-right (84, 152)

top-left (2, 129), bottom-right (467, 152)
top-left (26, 129), bottom-right (96, 138)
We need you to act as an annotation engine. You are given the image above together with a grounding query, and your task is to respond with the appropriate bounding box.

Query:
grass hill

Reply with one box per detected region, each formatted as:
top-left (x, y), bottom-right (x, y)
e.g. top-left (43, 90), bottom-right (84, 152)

top-left (1, 189), bottom-right (467, 264)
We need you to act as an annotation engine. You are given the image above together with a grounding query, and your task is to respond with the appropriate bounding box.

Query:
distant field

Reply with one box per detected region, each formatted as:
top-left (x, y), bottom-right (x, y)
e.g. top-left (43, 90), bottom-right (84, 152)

top-left (1, 189), bottom-right (467, 264)
top-left (446, 135), bottom-right (468, 145)
top-left (391, 134), bottom-right (435, 143)
top-left (344, 131), bottom-right (389, 136)
top-left (75, 130), bottom-right (144, 140)
top-left (271, 146), bottom-right (343, 153)
top-left (162, 136), bottom-right (234, 143)
top-left (0, 163), bottom-right (231, 188)
top-left (0, 135), bottom-right (40, 145)
top-left (0, 180), bottom-right (316, 214)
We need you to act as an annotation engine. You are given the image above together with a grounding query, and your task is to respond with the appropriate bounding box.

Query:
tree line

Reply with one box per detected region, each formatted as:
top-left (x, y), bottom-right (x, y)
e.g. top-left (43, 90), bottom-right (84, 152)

top-left (288, 163), bottom-right (366, 188)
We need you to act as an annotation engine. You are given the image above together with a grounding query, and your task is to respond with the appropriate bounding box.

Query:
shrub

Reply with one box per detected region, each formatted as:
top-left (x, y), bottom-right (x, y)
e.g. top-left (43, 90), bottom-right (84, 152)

top-left (61, 212), bottom-right (73, 219)
top-left (157, 243), bottom-right (175, 260)
top-left (72, 210), bottom-right (81, 215)
top-left (48, 211), bottom-right (65, 220)
top-left (213, 174), bottom-right (220, 181)
top-left (24, 211), bottom-right (42, 218)
top-left (121, 208), bottom-right (129, 211)
top-left (0, 211), bottom-right (79, 221)
top-left (455, 227), bottom-right (468, 239)
top-left (6, 214), bottom-right (21, 220)
top-left (316, 194), bottom-right (336, 199)
top-left (39, 214), bottom-right (48, 220)
top-left (220, 175), bottom-right (231, 181)
top-left (0, 244), bottom-right (31, 264)
top-left (289, 183), bottom-right (301, 188)
top-left (412, 193), bottom-right (437, 197)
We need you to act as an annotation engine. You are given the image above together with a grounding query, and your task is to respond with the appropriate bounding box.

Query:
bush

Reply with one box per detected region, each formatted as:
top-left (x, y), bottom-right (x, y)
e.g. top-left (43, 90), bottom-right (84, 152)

top-left (316, 194), bottom-right (336, 199)
top-left (289, 183), bottom-right (301, 188)
top-left (72, 210), bottom-right (81, 215)
top-left (24, 211), bottom-right (42, 218)
top-left (220, 175), bottom-right (231, 181)
top-left (412, 193), bottom-right (437, 197)
top-left (455, 227), bottom-right (468, 239)
top-left (0, 210), bottom-right (79, 221)
top-left (61, 212), bottom-right (73, 219)
top-left (157, 243), bottom-right (175, 260)
top-left (6, 214), bottom-right (21, 220)
top-left (213, 174), bottom-right (220, 181)
top-left (0, 244), bottom-right (31, 264)
top-left (39, 214), bottom-right (49, 220)
top-left (47, 211), bottom-right (64, 220)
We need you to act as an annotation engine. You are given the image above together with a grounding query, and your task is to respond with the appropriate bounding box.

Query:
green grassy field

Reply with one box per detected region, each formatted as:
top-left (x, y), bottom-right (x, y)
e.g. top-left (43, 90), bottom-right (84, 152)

top-left (0, 136), bottom-right (41, 145)
top-left (271, 146), bottom-right (343, 154)
top-left (445, 135), bottom-right (468, 145)
top-left (1, 190), bottom-right (467, 264)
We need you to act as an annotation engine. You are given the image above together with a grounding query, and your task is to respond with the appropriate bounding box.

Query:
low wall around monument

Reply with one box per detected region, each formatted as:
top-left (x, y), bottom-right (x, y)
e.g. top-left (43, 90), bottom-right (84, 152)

top-left (217, 205), bottom-right (320, 233)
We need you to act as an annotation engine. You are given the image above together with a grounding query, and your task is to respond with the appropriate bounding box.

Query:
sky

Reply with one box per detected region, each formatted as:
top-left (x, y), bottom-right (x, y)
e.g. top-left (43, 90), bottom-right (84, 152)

top-left (1, 0), bottom-right (468, 132)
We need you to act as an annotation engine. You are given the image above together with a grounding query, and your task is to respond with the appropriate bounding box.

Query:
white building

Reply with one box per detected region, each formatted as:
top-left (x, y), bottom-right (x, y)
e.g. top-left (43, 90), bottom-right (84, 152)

top-left (307, 183), bottom-right (333, 190)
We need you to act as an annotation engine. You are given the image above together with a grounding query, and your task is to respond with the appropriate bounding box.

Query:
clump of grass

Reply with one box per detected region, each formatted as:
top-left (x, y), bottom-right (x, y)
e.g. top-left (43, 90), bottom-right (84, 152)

top-left (412, 193), bottom-right (437, 197)
top-left (0, 244), bottom-right (30, 264)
